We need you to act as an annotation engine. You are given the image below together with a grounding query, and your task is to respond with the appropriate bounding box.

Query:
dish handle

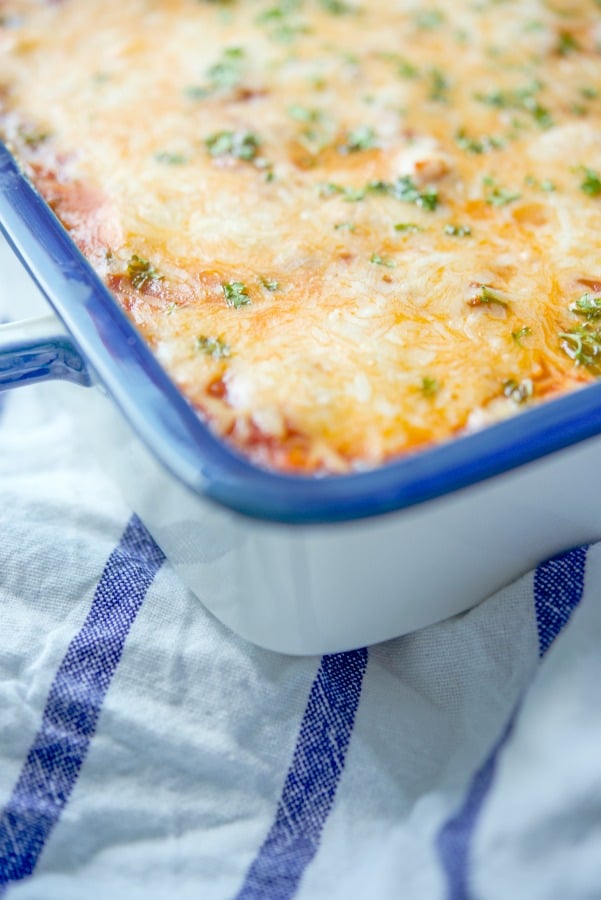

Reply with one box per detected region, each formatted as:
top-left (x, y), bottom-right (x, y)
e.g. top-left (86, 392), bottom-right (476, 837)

top-left (0, 315), bottom-right (91, 391)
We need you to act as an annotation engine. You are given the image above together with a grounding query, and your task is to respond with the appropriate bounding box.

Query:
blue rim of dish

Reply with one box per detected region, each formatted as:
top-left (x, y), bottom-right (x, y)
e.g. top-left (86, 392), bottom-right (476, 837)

top-left (2, 141), bottom-right (601, 525)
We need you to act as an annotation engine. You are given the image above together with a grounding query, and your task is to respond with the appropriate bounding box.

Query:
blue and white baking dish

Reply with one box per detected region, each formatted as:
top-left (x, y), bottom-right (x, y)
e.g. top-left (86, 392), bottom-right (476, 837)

top-left (1, 141), bottom-right (601, 654)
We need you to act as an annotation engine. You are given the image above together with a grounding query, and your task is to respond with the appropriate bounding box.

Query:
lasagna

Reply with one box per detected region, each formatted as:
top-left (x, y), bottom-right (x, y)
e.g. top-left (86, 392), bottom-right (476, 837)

top-left (1, 0), bottom-right (601, 473)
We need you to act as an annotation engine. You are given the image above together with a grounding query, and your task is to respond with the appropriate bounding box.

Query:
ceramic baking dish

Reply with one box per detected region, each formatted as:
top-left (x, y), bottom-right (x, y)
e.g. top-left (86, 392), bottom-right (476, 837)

top-left (1, 141), bottom-right (601, 654)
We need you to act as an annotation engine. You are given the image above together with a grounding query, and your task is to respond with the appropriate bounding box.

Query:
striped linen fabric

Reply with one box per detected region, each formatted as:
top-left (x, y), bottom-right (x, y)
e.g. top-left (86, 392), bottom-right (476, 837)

top-left (2, 248), bottom-right (601, 899)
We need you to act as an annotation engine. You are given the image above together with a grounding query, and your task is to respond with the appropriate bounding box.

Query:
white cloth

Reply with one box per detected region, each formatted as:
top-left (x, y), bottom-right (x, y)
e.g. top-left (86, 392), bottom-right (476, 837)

top-left (1, 240), bottom-right (601, 900)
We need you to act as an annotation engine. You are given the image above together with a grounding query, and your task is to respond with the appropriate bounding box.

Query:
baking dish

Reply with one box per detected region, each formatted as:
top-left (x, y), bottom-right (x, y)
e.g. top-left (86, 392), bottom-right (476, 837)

top-left (2, 140), bottom-right (601, 654)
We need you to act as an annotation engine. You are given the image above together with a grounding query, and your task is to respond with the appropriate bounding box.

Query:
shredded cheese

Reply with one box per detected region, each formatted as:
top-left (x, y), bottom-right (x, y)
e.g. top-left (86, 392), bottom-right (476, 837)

top-left (1, 0), bottom-right (601, 472)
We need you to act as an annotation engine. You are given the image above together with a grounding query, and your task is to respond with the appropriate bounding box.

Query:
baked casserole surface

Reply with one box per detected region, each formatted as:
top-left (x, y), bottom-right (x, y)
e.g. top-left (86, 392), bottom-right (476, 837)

top-left (1, 0), bottom-right (601, 472)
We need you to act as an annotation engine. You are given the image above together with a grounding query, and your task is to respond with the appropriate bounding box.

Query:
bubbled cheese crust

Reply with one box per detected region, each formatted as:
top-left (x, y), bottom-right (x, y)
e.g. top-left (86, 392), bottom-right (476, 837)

top-left (1, 0), bottom-right (601, 472)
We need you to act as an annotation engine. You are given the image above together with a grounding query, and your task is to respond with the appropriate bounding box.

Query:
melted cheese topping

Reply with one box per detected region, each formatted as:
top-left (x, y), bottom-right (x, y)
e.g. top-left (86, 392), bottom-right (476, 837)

top-left (2, 0), bottom-right (601, 472)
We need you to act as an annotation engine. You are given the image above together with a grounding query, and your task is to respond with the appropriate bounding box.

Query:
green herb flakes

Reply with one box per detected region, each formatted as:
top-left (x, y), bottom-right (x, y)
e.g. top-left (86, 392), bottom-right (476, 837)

top-left (154, 151), bottom-right (188, 165)
top-left (444, 224), bottom-right (472, 237)
top-left (557, 31), bottom-right (581, 56)
top-left (570, 293), bottom-right (601, 320)
top-left (469, 285), bottom-right (510, 308)
top-left (427, 67), bottom-right (450, 103)
top-left (370, 253), bottom-right (396, 267)
top-left (260, 276), bottom-right (280, 291)
top-left (485, 186), bottom-right (521, 207)
top-left (512, 326), bottom-right (532, 345)
top-left (392, 176), bottom-right (439, 211)
top-left (421, 377), bottom-right (440, 397)
top-left (414, 9), bottom-right (445, 30)
top-left (206, 130), bottom-right (261, 162)
top-left (525, 176), bottom-right (556, 193)
top-left (287, 104), bottom-right (322, 123)
top-left (394, 222), bottom-right (422, 233)
top-left (340, 125), bottom-right (378, 154)
top-left (559, 325), bottom-right (601, 374)
top-left (580, 167), bottom-right (601, 197)
top-left (318, 0), bottom-right (352, 13)
top-left (196, 335), bottom-right (232, 359)
top-left (206, 46), bottom-right (245, 90)
top-left (222, 281), bottom-right (251, 308)
top-left (475, 84), bottom-right (553, 130)
top-left (455, 129), bottom-right (504, 154)
top-left (127, 255), bottom-right (163, 290)
top-left (503, 378), bottom-right (533, 404)
top-left (319, 176), bottom-right (440, 210)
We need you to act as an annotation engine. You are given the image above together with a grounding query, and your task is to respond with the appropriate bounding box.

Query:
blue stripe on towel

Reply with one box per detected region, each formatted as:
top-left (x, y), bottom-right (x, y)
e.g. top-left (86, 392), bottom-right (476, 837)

top-left (0, 515), bottom-right (165, 894)
top-left (436, 545), bottom-right (588, 900)
top-left (0, 319), bottom-right (9, 417)
top-left (237, 648), bottom-right (369, 900)
top-left (534, 548), bottom-right (588, 656)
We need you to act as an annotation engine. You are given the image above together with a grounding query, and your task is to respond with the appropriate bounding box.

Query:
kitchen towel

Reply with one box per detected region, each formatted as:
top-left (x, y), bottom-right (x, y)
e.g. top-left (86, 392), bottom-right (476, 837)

top-left (1, 244), bottom-right (601, 900)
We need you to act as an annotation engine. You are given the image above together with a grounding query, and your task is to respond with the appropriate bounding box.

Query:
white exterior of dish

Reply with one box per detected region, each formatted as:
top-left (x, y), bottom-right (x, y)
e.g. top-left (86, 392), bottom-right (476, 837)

top-left (71, 381), bottom-right (601, 654)
top-left (3, 243), bottom-right (601, 655)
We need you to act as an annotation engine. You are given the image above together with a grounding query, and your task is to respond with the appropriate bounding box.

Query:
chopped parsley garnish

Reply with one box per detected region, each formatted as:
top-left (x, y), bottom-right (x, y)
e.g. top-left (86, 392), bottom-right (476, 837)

top-left (154, 151), bottom-right (188, 165)
top-left (196, 335), bottom-right (232, 359)
top-left (570, 102), bottom-right (588, 117)
top-left (257, 5), bottom-right (310, 43)
top-left (421, 377), bottom-right (440, 398)
top-left (559, 325), bottom-right (601, 374)
top-left (526, 101), bottom-right (554, 130)
top-left (444, 223), bottom-right (472, 237)
top-left (394, 222), bottom-right (422, 232)
top-left (183, 85), bottom-right (214, 101)
top-left (557, 31), bottom-right (581, 56)
top-left (272, 22), bottom-right (311, 42)
top-left (205, 130), bottom-right (261, 161)
top-left (503, 378), bottom-right (533, 405)
top-left (378, 52), bottom-right (419, 79)
top-left (475, 83), bottom-right (553, 130)
top-left (340, 125), bottom-right (378, 154)
top-left (365, 180), bottom-right (391, 195)
top-left (318, 0), bottom-right (351, 13)
top-left (318, 182), bottom-right (344, 197)
top-left (17, 126), bottom-right (51, 148)
top-left (126, 255), bottom-right (163, 290)
top-left (525, 175), bottom-right (556, 192)
top-left (580, 167), bottom-right (601, 197)
top-left (523, 19), bottom-right (545, 33)
top-left (287, 104), bottom-right (322, 123)
top-left (260, 276), bottom-right (280, 291)
top-left (257, 3), bottom-right (300, 25)
top-left (512, 326), bottom-right (532, 345)
top-left (318, 182), bottom-right (367, 201)
top-left (391, 176), bottom-right (439, 211)
top-left (342, 186), bottom-right (368, 202)
top-left (318, 176), bottom-right (440, 210)
top-left (570, 293), bottom-right (601, 319)
top-left (455, 129), bottom-right (504, 154)
top-left (469, 285), bottom-right (510, 309)
top-left (485, 185), bottom-right (521, 207)
top-left (427, 67), bottom-right (450, 103)
top-left (370, 253), bottom-right (396, 268)
top-left (414, 9), bottom-right (445, 30)
top-left (222, 281), bottom-right (251, 308)
top-left (206, 46), bottom-right (245, 90)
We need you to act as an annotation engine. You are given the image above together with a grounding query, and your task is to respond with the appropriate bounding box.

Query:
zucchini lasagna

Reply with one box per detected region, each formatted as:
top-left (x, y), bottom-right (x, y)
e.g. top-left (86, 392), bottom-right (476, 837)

top-left (1, 0), bottom-right (601, 473)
